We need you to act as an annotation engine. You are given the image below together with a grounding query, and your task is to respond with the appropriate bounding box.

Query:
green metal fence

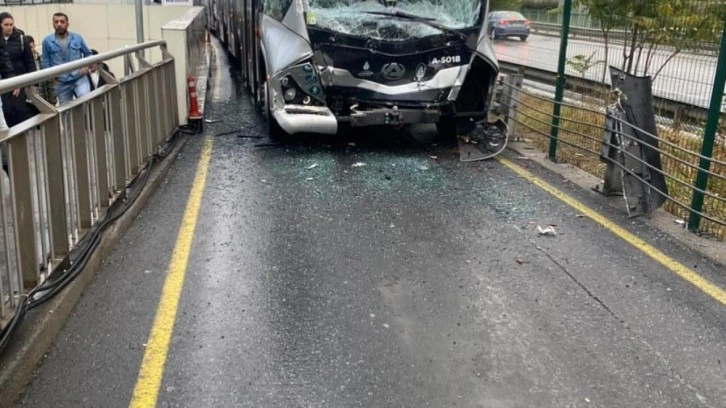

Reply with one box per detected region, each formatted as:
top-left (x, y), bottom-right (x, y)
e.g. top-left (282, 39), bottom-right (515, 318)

top-left (496, 0), bottom-right (726, 240)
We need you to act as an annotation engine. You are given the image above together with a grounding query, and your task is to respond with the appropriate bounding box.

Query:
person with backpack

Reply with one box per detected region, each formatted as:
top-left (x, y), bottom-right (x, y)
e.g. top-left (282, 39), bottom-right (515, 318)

top-left (86, 49), bottom-right (114, 91)
top-left (25, 35), bottom-right (57, 105)
top-left (0, 12), bottom-right (38, 127)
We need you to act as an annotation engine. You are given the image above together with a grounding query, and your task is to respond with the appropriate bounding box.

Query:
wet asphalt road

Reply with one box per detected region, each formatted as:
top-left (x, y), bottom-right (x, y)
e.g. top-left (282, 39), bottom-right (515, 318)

top-left (15, 45), bottom-right (726, 407)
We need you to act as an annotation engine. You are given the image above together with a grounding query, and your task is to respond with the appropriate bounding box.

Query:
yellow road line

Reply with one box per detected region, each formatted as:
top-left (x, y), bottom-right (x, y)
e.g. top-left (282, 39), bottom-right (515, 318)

top-left (129, 136), bottom-right (213, 408)
top-left (496, 156), bottom-right (726, 306)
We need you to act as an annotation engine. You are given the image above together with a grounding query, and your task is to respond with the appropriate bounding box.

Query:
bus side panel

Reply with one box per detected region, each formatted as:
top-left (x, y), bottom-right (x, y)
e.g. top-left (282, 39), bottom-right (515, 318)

top-left (250, 1), bottom-right (262, 100)
top-left (239, 0), bottom-right (249, 92)
top-left (246, 0), bottom-right (257, 92)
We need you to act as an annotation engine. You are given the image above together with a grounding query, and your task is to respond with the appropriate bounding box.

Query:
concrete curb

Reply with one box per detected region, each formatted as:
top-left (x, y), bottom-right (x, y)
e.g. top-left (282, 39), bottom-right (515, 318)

top-left (0, 133), bottom-right (191, 407)
top-left (506, 141), bottom-right (726, 268)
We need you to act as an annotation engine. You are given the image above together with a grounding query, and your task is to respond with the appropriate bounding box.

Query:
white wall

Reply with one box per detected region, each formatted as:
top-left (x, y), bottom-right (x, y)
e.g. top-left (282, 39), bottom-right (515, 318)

top-left (4, 4), bottom-right (192, 76)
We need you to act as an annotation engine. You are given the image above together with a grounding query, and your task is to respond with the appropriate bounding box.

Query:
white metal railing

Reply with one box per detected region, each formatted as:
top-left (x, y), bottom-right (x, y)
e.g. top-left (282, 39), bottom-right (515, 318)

top-left (0, 40), bottom-right (179, 331)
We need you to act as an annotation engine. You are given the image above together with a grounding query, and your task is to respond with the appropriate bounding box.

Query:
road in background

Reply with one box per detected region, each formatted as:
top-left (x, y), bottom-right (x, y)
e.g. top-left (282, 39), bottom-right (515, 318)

top-left (493, 34), bottom-right (719, 109)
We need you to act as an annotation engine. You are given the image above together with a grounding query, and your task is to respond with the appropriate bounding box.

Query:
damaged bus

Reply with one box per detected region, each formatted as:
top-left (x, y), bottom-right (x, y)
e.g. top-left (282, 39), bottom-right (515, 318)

top-left (211, 0), bottom-right (503, 151)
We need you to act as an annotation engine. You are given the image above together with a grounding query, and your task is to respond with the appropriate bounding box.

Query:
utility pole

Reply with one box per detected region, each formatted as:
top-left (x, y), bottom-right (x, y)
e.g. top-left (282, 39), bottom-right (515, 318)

top-left (135, 0), bottom-right (145, 57)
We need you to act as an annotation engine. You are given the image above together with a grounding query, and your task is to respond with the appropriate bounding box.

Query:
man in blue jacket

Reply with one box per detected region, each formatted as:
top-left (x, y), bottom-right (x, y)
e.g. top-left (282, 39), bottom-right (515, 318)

top-left (40, 12), bottom-right (92, 105)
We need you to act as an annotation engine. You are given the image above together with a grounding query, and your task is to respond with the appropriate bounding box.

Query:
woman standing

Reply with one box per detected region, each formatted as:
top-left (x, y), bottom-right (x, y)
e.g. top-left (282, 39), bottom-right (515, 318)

top-left (0, 12), bottom-right (38, 127)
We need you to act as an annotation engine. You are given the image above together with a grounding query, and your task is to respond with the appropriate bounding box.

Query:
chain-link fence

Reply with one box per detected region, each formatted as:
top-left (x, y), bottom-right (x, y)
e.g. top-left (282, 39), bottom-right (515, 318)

top-left (494, 0), bottom-right (726, 240)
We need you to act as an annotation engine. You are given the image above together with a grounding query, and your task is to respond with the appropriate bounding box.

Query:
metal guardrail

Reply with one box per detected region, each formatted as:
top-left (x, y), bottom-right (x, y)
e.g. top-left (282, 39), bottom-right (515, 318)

top-left (497, 60), bottom-right (720, 129)
top-left (529, 22), bottom-right (720, 53)
top-left (0, 40), bottom-right (179, 331)
top-left (530, 22), bottom-right (631, 42)
top-left (498, 75), bottom-right (726, 240)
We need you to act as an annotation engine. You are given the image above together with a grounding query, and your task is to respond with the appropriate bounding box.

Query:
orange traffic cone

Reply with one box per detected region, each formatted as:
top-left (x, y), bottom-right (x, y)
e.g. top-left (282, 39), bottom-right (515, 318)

top-left (187, 76), bottom-right (202, 120)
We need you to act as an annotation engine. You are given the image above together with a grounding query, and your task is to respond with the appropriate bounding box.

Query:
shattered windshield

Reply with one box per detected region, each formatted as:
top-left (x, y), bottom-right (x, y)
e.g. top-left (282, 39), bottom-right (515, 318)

top-left (306, 0), bottom-right (481, 41)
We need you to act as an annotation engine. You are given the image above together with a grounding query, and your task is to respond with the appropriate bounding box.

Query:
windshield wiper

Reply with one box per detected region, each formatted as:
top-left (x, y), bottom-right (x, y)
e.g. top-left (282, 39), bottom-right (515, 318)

top-left (363, 10), bottom-right (470, 42)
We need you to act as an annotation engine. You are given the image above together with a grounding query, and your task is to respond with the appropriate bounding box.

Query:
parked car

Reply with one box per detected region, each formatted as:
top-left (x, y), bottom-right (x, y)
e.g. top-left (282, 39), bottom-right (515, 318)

top-left (487, 11), bottom-right (530, 41)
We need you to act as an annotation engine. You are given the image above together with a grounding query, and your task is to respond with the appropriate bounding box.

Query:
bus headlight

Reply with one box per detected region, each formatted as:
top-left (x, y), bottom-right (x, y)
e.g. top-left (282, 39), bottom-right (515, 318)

top-left (283, 87), bottom-right (297, 102)
top-left (275, 62), bottom-right (326, 106)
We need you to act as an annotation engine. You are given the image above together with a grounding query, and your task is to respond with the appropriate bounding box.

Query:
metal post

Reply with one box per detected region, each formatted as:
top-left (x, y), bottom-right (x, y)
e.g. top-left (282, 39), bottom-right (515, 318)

top-left (503, 74), bottom-right (523, 141)
top-left (688, 20), bottom-right (726, 232)
top-left (135, 0), bottom-right (145, 57)
top-left (548, 0), bottom-right (573, 161)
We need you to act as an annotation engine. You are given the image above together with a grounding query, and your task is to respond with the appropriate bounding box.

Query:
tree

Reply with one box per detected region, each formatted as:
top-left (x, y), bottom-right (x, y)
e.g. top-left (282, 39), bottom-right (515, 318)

top-left (572, 0), bottom-right (724, 81)
top-left (575, 0), bottom-right (629, 82)
top-left (489, 0), bottom-right (522, 11)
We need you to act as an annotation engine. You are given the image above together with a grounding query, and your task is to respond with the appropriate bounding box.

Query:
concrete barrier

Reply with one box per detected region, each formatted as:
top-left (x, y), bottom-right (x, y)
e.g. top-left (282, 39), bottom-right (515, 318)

top-left (161, 6), bottom-right (208, 125)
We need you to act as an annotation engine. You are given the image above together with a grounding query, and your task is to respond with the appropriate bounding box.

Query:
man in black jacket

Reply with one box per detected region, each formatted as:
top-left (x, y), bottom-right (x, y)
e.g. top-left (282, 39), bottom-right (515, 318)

top-left (0, 12), bottom-right (38, 127)
top-left (0, 25), bottom-right (13, 174)
top-left (0, 35), bottom-right (15, 132)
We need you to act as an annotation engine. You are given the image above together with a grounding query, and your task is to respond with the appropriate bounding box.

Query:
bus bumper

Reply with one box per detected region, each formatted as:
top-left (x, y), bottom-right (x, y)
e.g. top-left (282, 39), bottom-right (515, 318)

top-left (272, 105), bottom-right (338, 135)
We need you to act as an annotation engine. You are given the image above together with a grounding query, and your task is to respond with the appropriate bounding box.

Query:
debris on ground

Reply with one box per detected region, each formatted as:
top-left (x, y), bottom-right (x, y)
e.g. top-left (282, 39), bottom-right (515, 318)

top-left (675, 219), bottom-right (686, 226)
top-left (515, 259), bottom-right (529, 265)
top-left (352, 162), bottom-right (366, 168)
top-left (536, 225), bottom-right (558, 236)
top-left (306, 163), bottom-right (319, 170)
top-left (348, 142), bottom-right (357, 147)
top-left (205, 118), bottom-right (221, 123)
top-left (214, 129), bottom-right (240, 137)
top-left (459, 135), bottom-right (478, 145)
top-left (417, 165), bottom-right (430, 171)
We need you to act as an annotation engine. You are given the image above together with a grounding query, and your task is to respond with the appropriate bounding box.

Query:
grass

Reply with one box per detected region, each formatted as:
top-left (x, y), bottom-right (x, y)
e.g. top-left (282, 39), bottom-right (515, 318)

top-left (511, 92), bottom-right (726, 241)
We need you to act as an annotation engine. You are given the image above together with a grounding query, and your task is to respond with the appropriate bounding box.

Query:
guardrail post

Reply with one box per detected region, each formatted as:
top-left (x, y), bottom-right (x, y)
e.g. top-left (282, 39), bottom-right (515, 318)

top-left (548, 0), bottom-right (573, 162)
top-left (688, 20), bottom-right (726, 232)
top-left (502, 73), bottom-right (523, 141)
top-left (8, 137), bottom-right (39, 289)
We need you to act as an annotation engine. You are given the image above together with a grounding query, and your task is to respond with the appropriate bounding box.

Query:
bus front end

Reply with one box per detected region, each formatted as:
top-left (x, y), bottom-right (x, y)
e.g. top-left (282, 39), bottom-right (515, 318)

top-left (259, 0), bottom-right (500, 143)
